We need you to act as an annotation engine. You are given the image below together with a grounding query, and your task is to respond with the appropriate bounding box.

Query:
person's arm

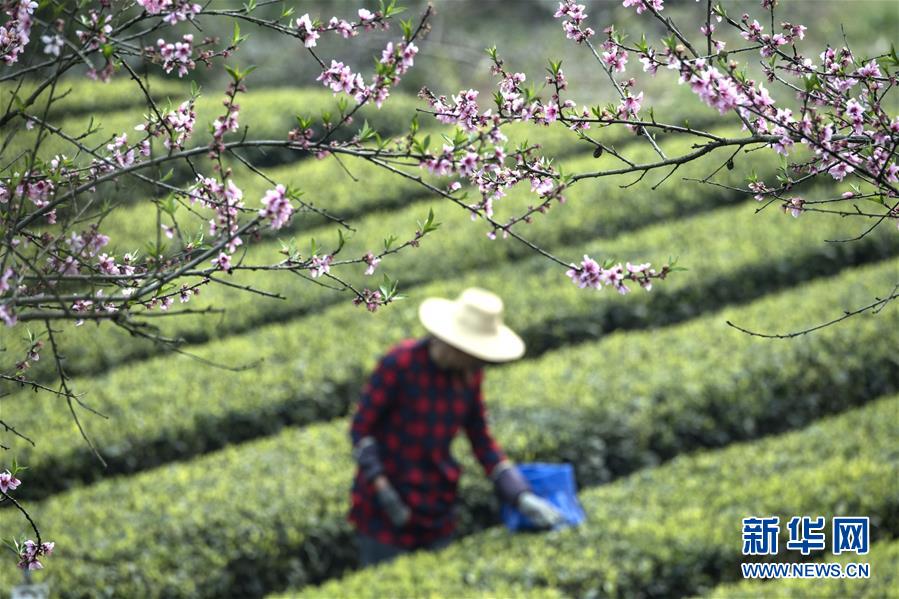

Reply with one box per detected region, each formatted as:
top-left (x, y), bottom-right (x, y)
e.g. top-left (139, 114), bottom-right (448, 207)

top-left (350, 351), bottom-right (410, 527)
top-left (465, 371), bottom-right (564, 529)
top-left (464, 372), bottom-right (514, 480)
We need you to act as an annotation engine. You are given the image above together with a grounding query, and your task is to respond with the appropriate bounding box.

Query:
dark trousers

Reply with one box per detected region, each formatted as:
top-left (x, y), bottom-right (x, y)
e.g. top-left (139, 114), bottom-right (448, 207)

top-left (357, 532), bottom-right (454, 568)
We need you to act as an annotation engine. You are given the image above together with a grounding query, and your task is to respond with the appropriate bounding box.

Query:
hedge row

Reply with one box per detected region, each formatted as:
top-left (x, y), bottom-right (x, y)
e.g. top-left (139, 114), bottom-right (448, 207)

top-left (702, 537), bottom-right (899, 598)
top-left (0, 76), bottom-right (186, 119)
top-left (298, 394), bottom-right (899, 599)
top-left (0, 260), bottom-right (896, 598)
top-left (6, 199), bottom-right (897, 500)
top-left (16, 132), bottom-right (783, 381)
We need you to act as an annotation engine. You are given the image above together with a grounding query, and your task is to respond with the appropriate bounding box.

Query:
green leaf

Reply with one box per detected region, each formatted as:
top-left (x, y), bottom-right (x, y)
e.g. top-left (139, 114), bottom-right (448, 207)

top-left (159, 193), bottom-right (177, 215)
top-left (359, 120), bottom-right (376, 142)
top-left (417, 208), bottom-right (441, 234)
top-left (400, 18), bottom-right (413, 41)
top-left (637, 34), bottom-right (648, 53)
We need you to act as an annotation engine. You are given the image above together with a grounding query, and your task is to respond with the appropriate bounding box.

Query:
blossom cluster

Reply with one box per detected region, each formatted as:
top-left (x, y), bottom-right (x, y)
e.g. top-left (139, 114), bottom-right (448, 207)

top-left (192, 176), bottom-right (245, 255)
top-left (567, 255), bottom-right (658, 294)
top-left (553, 1), bottom-right (594, 43)
top-left (0, 0), bottom-right (37, 65)
top-left (353, 288), bottom-right (383, 312)
top-left (136, 99), bottom-right (197, 151)
top-left (1, 470), bottom-right (56, 570)
top-left (622, 0), bottom-right (664, 15)
top-left (258, 184), bottom-right (294, 230)
top-left (317, 60), bottom-right (367, 101)
top-left (137, 0), bottom-right (202, 25)
top-left (316, 36), bottom-right (418, 109)
top-left (295, 8), bottom-right (387, 49)
top-left (154, 34), bottom-right (195, 77)
top-left (210, 82), bottom-right (243, 155)
top-left (739, 14), bottom-right (806, 58)
top-left (75, 10), bottom-right (112, 52)
top-left (16, 539), bottom-right (55, 571)
top-left (419, 59), bottom-right (574, 227)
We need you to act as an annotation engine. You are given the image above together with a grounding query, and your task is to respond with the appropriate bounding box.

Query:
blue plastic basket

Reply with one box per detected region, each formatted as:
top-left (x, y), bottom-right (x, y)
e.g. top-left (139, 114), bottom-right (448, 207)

top-left (500, 462), bottom-right (586, 531)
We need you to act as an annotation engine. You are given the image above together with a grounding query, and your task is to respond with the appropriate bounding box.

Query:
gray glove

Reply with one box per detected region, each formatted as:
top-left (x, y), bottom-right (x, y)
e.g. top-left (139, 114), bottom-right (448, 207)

top-left (376, 481), bottom-right (411, 528)
top-left (516, 491), bottom-right (564, 529)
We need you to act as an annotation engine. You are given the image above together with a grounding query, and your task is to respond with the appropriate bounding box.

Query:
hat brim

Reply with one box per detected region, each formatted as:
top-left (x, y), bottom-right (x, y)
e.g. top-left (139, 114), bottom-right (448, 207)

top-left (418, 297), bottom-right (525, 363)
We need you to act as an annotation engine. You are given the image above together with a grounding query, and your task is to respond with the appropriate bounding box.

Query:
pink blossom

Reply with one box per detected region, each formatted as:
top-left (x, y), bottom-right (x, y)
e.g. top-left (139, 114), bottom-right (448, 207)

top-left (295, 14), bottom-right (319, 48)
top-left (601, 45), bottom-right (628, 73)
top-left (749, 181), bottom-right (769, 201)
top-left (317, 60), bottom-right (366, 100)
top-left (626, 262), bottom-right (651, 274)
top-left (212, 106), bottom-right (240, 141)
top-left (619, 91), bottom-right (643, 117)
top-left (328, 17), bottom-right (356, 38)
top-left (0, 305), bottom-right (16, 327)
top-left (567, 255), bottom-right (603, 289)
top-left (0, 470), bottom-right (21, 493)
top-left (16, 540), bottom-right (54, 571)
top-left (353, 288), bottom-right (383, 312)
top-left (544, 101), bottom-right (560, 122)
top-left (639, 50), bottom-right (658, 75)
top-left (41, 33), bottom-right (62, 56)
top-left (741, 19), bottom-right (763, 42)
top-left (623, 0), bottom-right (664, 15)
top-left (155, 34), bottom-right (195, 77)
top-left (212, 252), bottom-right (232, 273)
top-left (309, 254), bottom-right (332, 278)
top-left (400, 42), bottom-right (418, 70)
top-left (258, 184), bottom-right (293, 230)
top-left (828, 161), bottom-right (854, 181)
top-left (138, 0), bottom-right (201, 23)
top-left (0, 267), bottom-right (14, 294)
top-left (459, 152), bottom-right (479, 176)
top-left (0, 1), bottom-right (38, 65)
top-left (784, 197), bottom-right (804, 217)
top-left (97, 253), bottom-right (117, 274)
top-left (855, 60), bottom-right (881, 79)
top-left (363, 252), bottom-right (381, 275)
top-left (555, 1), bottom-right (594, 43)
top-left (568, 255), bottom-right (655, 294)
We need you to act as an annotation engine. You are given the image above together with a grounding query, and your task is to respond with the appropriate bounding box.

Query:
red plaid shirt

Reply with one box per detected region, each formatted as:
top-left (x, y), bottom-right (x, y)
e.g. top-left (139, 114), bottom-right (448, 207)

top-left (349, 337), bottom-right (507, 548)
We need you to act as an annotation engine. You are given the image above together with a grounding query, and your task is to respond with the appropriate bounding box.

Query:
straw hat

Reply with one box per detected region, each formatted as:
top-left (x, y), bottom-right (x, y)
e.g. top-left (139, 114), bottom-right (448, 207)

top-left (418, 287), bottom-right (525, 363)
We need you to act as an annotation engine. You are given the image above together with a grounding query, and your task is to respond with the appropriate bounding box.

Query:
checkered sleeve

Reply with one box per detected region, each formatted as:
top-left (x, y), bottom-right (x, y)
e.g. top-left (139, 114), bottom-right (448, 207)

top-left (351, 350), bottom-right (401, 446)
top-left (464, 370), bottom-right (506, 477)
